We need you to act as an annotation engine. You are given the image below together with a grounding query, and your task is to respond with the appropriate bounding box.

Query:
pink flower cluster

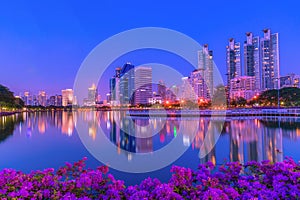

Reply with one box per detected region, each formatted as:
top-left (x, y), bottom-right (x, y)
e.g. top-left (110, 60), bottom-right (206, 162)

top-left (0, 157), bottom-right (299, 199)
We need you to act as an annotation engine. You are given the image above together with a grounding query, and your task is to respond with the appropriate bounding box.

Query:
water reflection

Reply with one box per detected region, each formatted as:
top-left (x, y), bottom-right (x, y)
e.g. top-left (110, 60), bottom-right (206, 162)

top-left (0, 114), bottom-right (23, 143)
top-left (78, 112), bottom-right (300, 165)
top-left (1, 111), bottom-right (300, 166)
top-left (18, 111), bottom-right (76, 138)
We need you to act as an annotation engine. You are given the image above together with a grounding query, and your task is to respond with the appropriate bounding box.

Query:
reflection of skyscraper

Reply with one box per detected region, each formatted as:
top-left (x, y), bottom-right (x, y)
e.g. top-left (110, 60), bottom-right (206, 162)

top-left (135, 119), bottom-right (153, 153)
top-left (61, 112), bottom-right (74, 136)
top-left (134, 67), bottom-right (152, 105)
top-left (226, 39), bottom-right (241, 88)
top-left (262, 123), bottom-right (283, 163)
top-left (199, 120), bottom-right (217, 165)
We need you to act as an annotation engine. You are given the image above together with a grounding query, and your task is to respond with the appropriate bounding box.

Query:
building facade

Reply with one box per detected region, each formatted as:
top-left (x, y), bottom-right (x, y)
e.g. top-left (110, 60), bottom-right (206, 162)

top-left (280, 74), bottom-right (300, 88)
top-left (198, 44), bottom-right (214, 98)
top-left (189, 69), bottom-right (209, 100)
top-left (226, 39), bottom-right (241, 88)
top-left (62, 89), bottom-right (74, 106)
top-left (119, 63), bottom-right (135, 105)
top-left (134, 66), bottom-right (152, 105)
top-left (261, 29), bottom-right (280, 90)
top-left (230, 76), bottom-right (256, 100)
top-left (244, 32), bottom-right (261, 91)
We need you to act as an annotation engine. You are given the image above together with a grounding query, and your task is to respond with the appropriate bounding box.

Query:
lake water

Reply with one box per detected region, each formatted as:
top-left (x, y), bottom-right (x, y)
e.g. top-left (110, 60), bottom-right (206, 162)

top-left (0, 111), bottom-right (300, 185)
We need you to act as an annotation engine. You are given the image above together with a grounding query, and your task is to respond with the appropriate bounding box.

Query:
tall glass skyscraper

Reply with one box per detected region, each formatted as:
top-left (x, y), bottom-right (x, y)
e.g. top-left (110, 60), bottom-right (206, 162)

top-left (244, 32), bottom-right (261, 91)
top-left (134, 67), bottom-right (152, 105)
top-left (119, 63), bottom-right (135, 105)
top-left (197, 44), bottom-right (214, 98)
top-left (260, 29), bottom-right (280, 90)
top-left (109, 63), bottom-right (135, 106)
top-left (226, 39), bottom-right (241, 88)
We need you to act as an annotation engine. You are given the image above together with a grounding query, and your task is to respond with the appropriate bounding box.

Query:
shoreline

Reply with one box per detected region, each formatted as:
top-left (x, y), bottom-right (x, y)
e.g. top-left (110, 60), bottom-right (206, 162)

top-left (0, 111), bottom-right (22, 117)
top-left (127, 108), bottom-right (300, 117)
top-left (1, 108), bottom-right (300, 118)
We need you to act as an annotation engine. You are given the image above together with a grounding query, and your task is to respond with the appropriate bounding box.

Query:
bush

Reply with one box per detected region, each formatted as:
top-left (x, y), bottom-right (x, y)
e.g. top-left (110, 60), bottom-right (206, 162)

top-left (0, 158), bottom-right (299, 199)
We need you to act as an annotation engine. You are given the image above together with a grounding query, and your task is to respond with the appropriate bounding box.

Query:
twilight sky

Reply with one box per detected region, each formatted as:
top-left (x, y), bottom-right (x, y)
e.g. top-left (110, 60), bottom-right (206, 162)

top-left (0, 0), bottom-right (299, 98)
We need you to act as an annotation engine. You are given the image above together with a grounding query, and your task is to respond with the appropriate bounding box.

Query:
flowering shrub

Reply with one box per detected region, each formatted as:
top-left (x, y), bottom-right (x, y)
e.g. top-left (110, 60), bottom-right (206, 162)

top-left (0, 158), bottom-right (299, 199)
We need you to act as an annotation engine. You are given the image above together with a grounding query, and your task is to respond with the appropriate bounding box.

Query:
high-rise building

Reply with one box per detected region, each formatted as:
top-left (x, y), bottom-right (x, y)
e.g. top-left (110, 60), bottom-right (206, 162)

top-left (38, 91), bottom-right (47, 106)
top-left (181, 77), bottom-right (197, 102)
top-left (84, 84), bottom-right (98, 106)
top-left (260, 29), bottom-right (280, 90)
top-left (134, 66), bottom-right (152, 105)
top-left (198, 44), bottom-right (214, 98)
top-left (157, 80), bottom-right (166, 100)
top-left (88, 84), bottom-right (97, 103)
top-left (230, 76), bottom-right (256, 100)
top-left (226, 39), bottom-right (241, 88)
top-left (280, 74), bottom-right (300, 88)
top-left (49, 96), bottom-right (56, 106)
top-left (55, 95), bottom-right (62, 107)
top-left (62, 89), bottom-right (74, 106)
top-left (189, 69), bottom-right (209, 100)
top-left (244, 32), bottom-right (261, 91)
top-left (23, 91), bottom-right (32, 106)
top-left (119, 63), bottom-right (135, 105)
top-left (109, 68), bottom-right (121, 106)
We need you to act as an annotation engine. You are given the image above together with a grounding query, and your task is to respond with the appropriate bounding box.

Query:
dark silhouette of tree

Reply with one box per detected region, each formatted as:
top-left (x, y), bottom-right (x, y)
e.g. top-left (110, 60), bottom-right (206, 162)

top-left (0, 84), bottom-right (24, 108)
top-left (0, 114), bottom-right (23, 143)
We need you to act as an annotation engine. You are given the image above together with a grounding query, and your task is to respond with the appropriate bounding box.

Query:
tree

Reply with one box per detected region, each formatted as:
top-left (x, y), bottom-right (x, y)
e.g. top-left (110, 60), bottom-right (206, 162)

top-left (0, 84), bottom-right (24, 109)
top-left (236, 97), bottom-right (247, 107)
top-left (211, 85), bottom-right (228, 107)
top-left (258, 87), bottom-right (300, 107)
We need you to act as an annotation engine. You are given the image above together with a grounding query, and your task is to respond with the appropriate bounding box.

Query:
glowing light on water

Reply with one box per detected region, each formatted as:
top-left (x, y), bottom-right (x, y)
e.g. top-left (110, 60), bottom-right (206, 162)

top-left (174, 126), bottom-right (177, 137)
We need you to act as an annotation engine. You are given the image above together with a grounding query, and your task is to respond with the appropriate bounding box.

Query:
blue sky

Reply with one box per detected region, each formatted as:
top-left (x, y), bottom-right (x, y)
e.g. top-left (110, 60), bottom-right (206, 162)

top-left (0, 0), bottom-right (299, 98)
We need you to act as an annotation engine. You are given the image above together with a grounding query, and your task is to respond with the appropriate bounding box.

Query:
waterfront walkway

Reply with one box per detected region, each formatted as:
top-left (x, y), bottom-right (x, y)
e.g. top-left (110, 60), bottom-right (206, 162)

top-left (127, 108), bottom-right (300, 117)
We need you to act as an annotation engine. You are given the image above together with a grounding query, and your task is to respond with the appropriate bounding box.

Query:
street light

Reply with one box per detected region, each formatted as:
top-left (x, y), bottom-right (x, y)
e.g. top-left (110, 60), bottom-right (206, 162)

top-left (274, 77), bottom-right (280, 110)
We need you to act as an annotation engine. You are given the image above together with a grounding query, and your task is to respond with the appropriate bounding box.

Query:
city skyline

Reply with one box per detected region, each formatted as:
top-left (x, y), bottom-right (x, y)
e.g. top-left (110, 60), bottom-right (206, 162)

top-left (0, 1), bottom-right (299, 97)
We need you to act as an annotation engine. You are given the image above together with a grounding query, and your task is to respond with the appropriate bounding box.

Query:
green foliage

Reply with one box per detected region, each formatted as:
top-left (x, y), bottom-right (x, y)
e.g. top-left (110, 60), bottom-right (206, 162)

top-left (258, 87), bottom-right (300, 107)
top-left (0, 84), bottom-right (24, 109)
top-left (212, 85), bottom-right (228, 107)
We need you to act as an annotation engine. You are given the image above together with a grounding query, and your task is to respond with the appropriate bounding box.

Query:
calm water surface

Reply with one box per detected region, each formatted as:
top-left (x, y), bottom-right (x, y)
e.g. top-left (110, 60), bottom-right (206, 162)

top-left (0, 111), bottom-right (299, 185)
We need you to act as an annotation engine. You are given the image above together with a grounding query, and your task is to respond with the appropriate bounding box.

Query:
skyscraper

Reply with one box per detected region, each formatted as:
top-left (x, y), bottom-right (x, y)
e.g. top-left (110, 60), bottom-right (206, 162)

top-left (38, 91), bottom-right (47, 106)
top-left (198, 44), bottom-right (214, 98)
top-left (119, 63), bottom-right (135, 105)
top-left (62, 89), bottom-right (74, 106)
top-left (226, 39), bottom-right (241, 88)
top-left (230, 76), bottom-right (256, 100)
top-left (134, 66), bottom-right (152, 105)
top-left (189, 69), bottom-right (209, 100)
top-left (109, 68), bottom-right (121, 106)
top-left (244, 32), bottom-right (261, 91)
top-left (260, 29), bottom-right (280, 90)
top-left (23, 91), bottom-right (32, 106)
top-left (181, 77), bottom-right (197, 101)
